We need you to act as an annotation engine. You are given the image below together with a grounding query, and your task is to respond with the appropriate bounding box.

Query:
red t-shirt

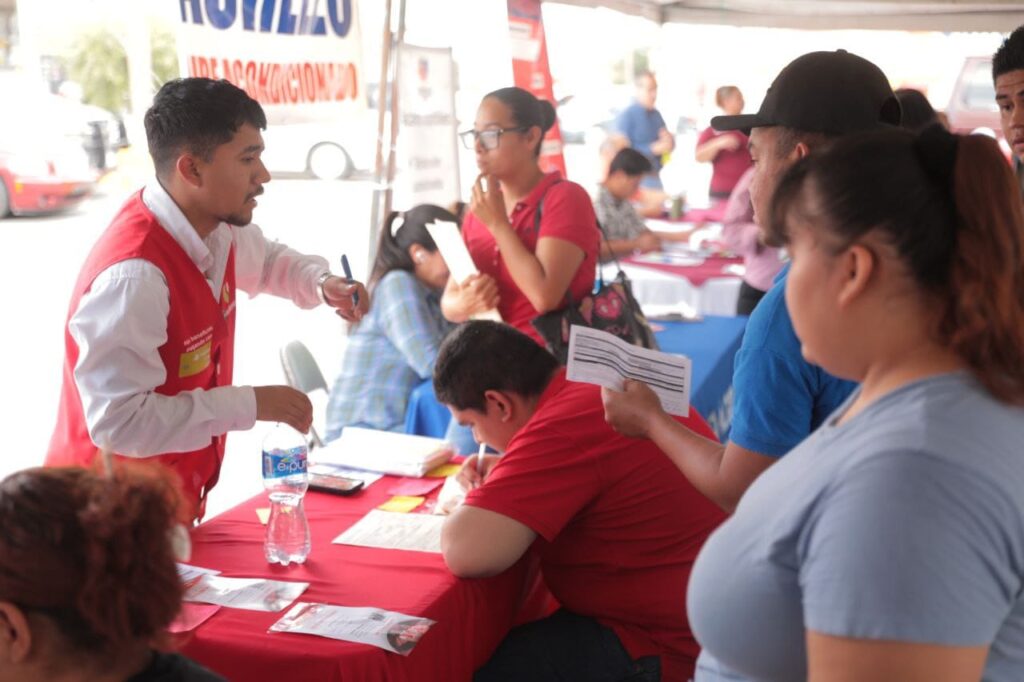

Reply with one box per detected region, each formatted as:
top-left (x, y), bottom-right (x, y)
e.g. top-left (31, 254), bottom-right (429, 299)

top-left (462, 172), bottom-right (598, 345)
top-left (465, 371), bottom-right (726, 680)
top-left (697, 127), bottom-right (752, 197)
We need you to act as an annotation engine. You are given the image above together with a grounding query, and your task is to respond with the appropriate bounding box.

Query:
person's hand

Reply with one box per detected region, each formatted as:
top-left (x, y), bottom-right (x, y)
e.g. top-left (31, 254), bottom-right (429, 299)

top-left (254, 386), bottom-right (313, 434)
top-left (634, 231), bottom-right (662, 253)
top-left (455, 454), bottom-right (500, 491)
top-left (717, 134), bottom-right (742, 152)
top-left (450, 273), bottom-right (499, 317)
top-left (651, 128), bottom-right (674, 156)
top-left (322, 276), bottom-right (369, 322)
top-left (601, 380), bottom-right (664, 439)
top-left (469, 174), bottom-right (509, 232)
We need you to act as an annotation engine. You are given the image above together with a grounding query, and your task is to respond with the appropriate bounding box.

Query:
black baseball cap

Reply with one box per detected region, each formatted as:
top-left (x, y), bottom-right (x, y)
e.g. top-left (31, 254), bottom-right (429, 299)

top-left (712, 50), bottom-right (901, 134)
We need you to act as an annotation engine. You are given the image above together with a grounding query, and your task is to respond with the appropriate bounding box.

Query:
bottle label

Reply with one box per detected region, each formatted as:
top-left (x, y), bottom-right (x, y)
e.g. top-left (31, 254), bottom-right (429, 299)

top-left (262, 446), bottom-right (308, 479)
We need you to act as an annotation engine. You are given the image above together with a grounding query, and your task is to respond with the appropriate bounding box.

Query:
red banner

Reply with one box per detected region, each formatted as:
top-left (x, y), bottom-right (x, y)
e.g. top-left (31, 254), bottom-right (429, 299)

top-left (506, 0), bottom-right (567, 177)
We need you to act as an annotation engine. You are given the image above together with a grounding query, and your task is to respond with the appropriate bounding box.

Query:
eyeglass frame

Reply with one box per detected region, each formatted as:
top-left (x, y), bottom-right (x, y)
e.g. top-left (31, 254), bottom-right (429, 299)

top-left (458, 126), bottom-right (531, 150)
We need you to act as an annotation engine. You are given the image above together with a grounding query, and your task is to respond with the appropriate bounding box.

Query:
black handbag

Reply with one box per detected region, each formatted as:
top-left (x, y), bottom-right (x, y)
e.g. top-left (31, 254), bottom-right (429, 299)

top-left (529, 182), bottom-right (659, 365)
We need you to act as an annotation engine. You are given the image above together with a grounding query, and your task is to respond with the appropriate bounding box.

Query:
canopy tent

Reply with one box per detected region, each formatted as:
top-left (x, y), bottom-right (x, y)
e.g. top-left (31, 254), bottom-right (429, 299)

top-left (547, 0), bottom-right (1024, 32)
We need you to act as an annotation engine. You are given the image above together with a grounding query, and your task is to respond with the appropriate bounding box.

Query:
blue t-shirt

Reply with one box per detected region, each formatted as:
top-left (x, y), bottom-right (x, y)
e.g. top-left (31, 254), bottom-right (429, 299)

top-left (688, 372), bottom-right (1024, 681)
top-left (729, 264), bottom-right (857, 457)
top-left (614, 102), bottom-right (667, 172)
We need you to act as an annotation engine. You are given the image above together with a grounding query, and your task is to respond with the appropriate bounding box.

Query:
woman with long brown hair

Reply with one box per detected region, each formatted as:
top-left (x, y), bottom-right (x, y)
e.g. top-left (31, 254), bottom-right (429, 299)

top-left (687, 126), bottom-right (1024, 681)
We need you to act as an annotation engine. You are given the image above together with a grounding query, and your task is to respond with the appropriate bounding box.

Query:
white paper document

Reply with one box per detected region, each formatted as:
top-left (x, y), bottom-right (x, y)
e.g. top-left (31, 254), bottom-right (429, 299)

top-left (566, 325), bottom-right (691, 416)
top-left (424, 220), bottom-right (502, 322)
top-left (184, 575), bottom-right (309, 612)
top-left (176, 563), bottom-right (221, 585)
top-left (333, 509), bottom-right (444, 553)
top-left (313, 428), bottom-right (453, 478)
top-left (269, 603), bottom-right (436, 655)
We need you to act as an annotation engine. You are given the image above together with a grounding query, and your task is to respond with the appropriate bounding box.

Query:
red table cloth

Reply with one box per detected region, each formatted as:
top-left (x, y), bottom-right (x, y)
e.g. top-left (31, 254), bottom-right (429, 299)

top-left (622, 254), bottom-right (744, 287)
top-left (180, 476), bottom-right (549, 681)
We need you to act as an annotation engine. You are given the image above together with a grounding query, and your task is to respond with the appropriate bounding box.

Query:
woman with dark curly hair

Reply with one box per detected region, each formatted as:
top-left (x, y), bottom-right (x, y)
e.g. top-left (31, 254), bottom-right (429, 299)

top-left (0, 466), bottom-right (223, 681)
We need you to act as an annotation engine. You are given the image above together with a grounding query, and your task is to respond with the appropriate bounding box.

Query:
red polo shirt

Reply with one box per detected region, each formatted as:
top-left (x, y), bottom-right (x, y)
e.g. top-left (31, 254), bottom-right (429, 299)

top-left (697, 127), bottom-right (752, 197)
top-left (462, 172), bottom-right (598, 345)
top-left (466, 370), bottom-right (726, 680)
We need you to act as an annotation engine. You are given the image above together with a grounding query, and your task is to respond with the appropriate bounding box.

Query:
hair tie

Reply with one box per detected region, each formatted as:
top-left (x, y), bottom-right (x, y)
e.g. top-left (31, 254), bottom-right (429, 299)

top-left (390, 212), bottom-right (405, 238)
top-left (913, 124), bottom-right (958, 193)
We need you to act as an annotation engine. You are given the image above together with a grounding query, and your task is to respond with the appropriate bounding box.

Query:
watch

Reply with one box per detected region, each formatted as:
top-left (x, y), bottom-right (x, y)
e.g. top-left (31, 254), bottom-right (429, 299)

top-left (316, 271), bottom-right (333, 305)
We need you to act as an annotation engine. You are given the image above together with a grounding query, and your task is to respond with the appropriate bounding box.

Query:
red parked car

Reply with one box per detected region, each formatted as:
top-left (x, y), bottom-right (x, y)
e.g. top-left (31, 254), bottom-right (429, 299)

top-left (0, 149), bottom-right (94, 217)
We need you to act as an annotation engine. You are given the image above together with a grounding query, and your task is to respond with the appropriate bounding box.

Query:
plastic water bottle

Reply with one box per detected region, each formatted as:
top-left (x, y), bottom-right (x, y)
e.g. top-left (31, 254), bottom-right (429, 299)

top-left (261, 424), bottom-right (311, 565)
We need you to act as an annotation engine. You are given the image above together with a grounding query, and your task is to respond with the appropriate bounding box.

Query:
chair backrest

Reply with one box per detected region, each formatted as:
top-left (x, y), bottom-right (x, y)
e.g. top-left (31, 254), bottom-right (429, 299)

top-left (279, 340), bottom-right (329, 448)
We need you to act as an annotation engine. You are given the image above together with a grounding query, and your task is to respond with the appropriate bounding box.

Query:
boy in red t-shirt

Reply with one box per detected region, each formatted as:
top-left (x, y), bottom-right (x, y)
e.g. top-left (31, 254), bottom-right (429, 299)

top-left (434, 321), bottom-right (726, 682)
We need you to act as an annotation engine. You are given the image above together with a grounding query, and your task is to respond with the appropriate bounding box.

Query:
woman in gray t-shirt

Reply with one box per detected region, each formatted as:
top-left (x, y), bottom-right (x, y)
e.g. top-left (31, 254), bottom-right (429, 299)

top-left (688, 126), bottom-right (1024, 682)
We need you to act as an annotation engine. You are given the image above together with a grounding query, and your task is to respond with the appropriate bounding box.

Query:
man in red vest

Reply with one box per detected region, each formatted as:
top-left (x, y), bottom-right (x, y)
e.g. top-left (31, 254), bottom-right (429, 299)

top-left (47, 78), bottom-right (369, 521)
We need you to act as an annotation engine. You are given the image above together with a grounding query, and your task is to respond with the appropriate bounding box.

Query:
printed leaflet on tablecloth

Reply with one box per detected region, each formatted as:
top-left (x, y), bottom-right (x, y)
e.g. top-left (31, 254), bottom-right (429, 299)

top-left (333, 509), bottom-right (443, 553)
top-left (270, 603), bottom-right (435, 656)
top-left (184, 574), bottom-right (309, 612)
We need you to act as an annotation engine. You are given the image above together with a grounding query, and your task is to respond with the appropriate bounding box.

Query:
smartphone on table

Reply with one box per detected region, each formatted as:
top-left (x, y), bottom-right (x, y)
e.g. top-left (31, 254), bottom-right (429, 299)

top-left (307, 470), bottom-right (365, 496)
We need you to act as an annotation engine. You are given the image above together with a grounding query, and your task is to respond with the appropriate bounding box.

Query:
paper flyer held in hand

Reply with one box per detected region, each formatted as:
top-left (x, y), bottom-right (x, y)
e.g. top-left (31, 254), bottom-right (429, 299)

top-left (566, 325), bottom-right (691, 416)
top-left (424, 220), bottom-right (501, 322)
top-left (184, 574), bottom-right (309, 612)
top-left (270, 603), bottom-right (436, 656)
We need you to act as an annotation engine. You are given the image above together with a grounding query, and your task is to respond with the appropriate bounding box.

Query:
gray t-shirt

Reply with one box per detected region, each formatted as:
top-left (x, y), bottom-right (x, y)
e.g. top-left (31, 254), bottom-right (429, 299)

top-left (688, 372), bottom-right (1024, 682)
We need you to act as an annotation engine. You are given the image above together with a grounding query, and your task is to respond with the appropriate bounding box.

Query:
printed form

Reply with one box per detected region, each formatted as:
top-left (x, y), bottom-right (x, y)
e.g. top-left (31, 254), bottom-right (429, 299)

top-left (566, 325), bottom-right (691, 416)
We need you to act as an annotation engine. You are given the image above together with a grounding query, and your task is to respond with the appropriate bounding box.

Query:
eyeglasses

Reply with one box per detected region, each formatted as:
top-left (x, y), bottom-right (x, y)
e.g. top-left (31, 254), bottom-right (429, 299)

top-left (459, 127), bottom-right (529, 150)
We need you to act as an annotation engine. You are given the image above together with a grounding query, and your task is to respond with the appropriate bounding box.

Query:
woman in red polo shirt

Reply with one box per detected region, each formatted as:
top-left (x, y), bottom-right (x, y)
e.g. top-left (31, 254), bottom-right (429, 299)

top-left (442, 87), bottom-right (599, 346)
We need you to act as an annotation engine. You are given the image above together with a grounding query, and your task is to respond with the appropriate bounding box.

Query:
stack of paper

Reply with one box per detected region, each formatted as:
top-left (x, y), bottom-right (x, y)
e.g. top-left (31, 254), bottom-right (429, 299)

top-left (312, 428), bottom-right (454, 478)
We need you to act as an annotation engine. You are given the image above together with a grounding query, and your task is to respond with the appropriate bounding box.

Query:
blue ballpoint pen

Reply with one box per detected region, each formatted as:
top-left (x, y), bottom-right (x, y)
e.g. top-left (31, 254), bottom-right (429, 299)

top-left (340, 254), bottom-right (358, 306)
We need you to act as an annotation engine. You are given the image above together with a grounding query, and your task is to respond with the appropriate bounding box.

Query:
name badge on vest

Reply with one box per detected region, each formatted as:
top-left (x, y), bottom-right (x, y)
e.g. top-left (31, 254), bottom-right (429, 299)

top-left (180, 326), bottom-right (215, 378)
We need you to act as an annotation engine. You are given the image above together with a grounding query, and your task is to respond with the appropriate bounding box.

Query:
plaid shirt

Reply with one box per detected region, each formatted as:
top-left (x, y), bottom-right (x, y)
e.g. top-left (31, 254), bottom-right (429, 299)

top-left (325, 270), bottom-right (453, 439)
top-left (593, 186), bottom-right (646, 242)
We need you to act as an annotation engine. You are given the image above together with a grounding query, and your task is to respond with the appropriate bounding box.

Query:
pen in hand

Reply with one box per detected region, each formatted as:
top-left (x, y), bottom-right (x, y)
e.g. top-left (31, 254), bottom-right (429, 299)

top-left (340, 254), bottom-right (358, 307)
top-left (476, 442), bottom-right (486, 480)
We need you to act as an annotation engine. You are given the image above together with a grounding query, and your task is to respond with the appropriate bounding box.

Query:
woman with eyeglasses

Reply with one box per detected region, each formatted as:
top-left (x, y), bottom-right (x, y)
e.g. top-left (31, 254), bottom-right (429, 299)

top-left (687, 127), bottom-right (1024, 681)
top-left (443, 87), bottom-right (599, 346)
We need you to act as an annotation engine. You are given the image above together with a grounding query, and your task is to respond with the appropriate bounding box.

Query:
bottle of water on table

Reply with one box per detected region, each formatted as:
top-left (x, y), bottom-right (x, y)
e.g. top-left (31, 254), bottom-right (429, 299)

top-left (262, 424), bottom-right (311, 565)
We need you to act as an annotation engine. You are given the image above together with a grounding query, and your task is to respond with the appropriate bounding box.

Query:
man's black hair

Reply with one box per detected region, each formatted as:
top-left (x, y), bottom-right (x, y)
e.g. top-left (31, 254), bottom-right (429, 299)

top-left (433, 321), bottom-right (558, 412)
top-left (993, 26), bottom-right (1024, 80)
top-left (608, 148), bottom-right (652, 178)
top-left (144, 78), bottom-right (267, 178)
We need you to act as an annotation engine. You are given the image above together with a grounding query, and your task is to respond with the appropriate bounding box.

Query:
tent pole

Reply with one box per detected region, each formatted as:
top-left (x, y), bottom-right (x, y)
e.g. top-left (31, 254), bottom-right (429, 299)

top-left (383, 0), bottom-right (407, 221)
top-left (369, 0), bottom-right (394, 272)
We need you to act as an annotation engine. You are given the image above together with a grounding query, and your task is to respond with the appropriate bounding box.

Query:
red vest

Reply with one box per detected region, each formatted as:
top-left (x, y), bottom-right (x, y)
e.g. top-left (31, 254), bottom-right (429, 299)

top-left (47, 192), bottom-right (236, 520)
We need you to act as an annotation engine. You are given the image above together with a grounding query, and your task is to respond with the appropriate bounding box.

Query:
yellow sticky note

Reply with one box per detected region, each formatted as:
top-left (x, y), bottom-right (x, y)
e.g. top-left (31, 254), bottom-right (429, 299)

top-left (377, 496), bottom-right (425, 513)
top-left (426, 463), bottom-right (461, 478)
top-left (255, 508), bottom-right (270, 525)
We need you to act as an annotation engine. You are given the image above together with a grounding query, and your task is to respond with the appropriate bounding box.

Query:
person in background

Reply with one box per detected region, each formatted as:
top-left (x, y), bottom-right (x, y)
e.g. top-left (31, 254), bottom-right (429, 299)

top-left (435, 322), bottom-right (725, 682)
top-left (612, 72), bottom-right (675, 193)
top-left (46, 78), bottom-right (369, 522)
top-left (994, 24), bottom-right (1024, 199)
top-left (689, 127), bottom-right (1024, 682)
top-left (602, 49), bottom-right (898, 517)
top-left (695, 86), bottom-right (753, 202)
top-left (720, 167), bottom-right (784, 315)
top-left (325, 205), bottom-right (456, 441)
top-left (594, 148), bottom-right (692, 261)
top-left (444, 87), bottom-right (598, 347)
top-left (895, 88), bottom-right (941, 131)
top-left (0, 465), bottom-right (224, 681)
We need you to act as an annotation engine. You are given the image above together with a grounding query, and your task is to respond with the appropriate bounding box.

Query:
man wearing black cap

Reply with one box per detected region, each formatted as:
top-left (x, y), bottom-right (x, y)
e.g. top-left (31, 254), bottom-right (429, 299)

top-left (993, 25), bottom-right (1024, 199)
top-left (602, 50), bottom-right (898, 508)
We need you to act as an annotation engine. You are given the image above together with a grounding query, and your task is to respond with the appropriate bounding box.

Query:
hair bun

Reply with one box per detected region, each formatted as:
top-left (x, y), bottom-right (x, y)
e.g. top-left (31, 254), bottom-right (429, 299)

top-left (537, 99), bottom-right (557, 133)
top-left (913, 124), bottom-right (958, 192)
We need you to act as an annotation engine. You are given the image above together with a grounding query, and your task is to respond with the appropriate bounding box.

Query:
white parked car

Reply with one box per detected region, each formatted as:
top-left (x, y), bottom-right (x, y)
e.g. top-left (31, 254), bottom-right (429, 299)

top-left (260, 111), bottom-right (377, 180)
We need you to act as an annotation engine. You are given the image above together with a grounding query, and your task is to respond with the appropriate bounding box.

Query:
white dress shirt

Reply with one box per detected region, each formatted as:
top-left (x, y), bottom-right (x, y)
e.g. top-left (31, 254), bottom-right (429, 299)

top-left (68, 180), bottom-right (330, 456)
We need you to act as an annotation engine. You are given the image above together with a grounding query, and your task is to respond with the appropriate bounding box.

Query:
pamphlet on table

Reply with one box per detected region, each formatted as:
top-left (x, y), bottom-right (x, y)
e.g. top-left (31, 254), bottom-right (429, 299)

top-left (333, 509), bottom-right (443, 553)
top-left (270, 603), bottom-right (436, 656)
top-left (313, 428), bottom-right (453, 478)
top-left (566, 325), bottom-right (691, 416)
top-left (176, 562), bottom-right (220, 584)
top-left (184, 574), bottom-right (309, 612)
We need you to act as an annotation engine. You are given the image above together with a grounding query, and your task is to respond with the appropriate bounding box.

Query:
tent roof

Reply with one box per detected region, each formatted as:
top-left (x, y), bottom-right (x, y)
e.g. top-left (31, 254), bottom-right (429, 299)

top-left (547, 0), bottom-right (1024, 32)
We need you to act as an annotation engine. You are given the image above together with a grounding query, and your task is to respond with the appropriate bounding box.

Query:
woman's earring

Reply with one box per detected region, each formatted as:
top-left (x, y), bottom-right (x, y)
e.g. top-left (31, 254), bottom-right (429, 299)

top-left (415, 252), bottom-right (426, 263)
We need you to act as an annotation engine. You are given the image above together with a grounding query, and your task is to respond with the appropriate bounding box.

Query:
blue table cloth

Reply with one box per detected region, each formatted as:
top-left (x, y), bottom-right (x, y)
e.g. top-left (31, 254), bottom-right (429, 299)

top-left (404, 316), bottom-right (748, 442)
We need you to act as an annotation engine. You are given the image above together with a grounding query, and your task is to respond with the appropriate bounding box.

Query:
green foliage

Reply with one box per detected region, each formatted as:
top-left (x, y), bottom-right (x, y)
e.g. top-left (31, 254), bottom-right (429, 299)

top-left (67, 28), bottom-right (128, 113)
top-left (66, 24), bottom-right (178, 113)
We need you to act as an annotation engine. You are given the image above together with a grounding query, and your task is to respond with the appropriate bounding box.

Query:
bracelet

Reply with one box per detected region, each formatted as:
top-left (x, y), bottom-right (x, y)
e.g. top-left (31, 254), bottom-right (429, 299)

top-left (316, 271), bottom-right (333, 305)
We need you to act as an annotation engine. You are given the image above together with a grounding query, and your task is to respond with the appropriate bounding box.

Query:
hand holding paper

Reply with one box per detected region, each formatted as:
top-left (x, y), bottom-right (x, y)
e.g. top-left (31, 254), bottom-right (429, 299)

top-left (566, 325), bottom-right (691, 417)
top-left (425, 220), bottom-right (502, 321)
top-left (601, 381), bottom-right (665, 439)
